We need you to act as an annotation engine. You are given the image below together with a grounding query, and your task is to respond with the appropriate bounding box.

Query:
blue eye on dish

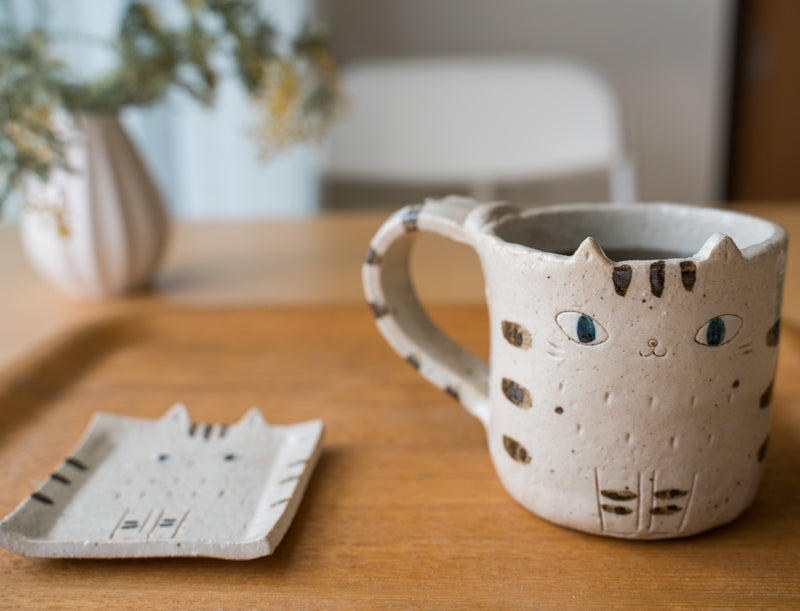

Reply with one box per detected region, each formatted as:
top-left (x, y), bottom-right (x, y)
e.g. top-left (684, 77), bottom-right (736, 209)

top-left (695, 315), bottom-right (742, 346)
top-left (556, 312), bottom-right (608, 346)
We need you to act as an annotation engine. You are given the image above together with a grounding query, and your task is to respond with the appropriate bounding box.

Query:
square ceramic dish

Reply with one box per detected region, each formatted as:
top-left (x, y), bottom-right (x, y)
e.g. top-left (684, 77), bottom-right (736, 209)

top-left (0, 404), bottom-right (323, 559)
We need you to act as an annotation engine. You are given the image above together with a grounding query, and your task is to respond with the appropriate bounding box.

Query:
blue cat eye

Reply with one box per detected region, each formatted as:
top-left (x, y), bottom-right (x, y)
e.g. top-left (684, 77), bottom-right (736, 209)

top-left (556, 312), bottom-right (608, 346)
top-left (706, 316), bottom-right (725, 345)
top-left (577, 315), bottom-right (596, 343)
top-left (695, 314), bottom-right (742, 347)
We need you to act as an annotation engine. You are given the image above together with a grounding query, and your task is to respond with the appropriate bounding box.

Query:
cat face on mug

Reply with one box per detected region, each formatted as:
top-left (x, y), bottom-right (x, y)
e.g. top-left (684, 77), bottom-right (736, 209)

top-left (492, 232), bottom-right (779, 536)
top-left (501, 234), bottom-right (779, 392)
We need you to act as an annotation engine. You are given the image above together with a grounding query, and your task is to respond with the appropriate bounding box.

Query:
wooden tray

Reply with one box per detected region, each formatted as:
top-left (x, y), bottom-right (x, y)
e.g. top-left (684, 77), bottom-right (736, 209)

top-left (1, 306), bottom-right (799, 608)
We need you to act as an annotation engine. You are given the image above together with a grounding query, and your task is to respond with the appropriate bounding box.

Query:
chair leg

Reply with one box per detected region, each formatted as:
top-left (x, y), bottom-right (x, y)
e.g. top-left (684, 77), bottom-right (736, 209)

top-left (610, 159), bottom-right (637, 203)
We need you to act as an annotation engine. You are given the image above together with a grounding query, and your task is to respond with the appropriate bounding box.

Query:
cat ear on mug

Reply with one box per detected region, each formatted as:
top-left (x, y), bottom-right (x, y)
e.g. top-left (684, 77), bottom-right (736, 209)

top-left (697, 233), bottom-right (743, 263)
top-left (571, 236), bottom-right (612, 265)
top-left (162, 402), bottom-right (191, 428)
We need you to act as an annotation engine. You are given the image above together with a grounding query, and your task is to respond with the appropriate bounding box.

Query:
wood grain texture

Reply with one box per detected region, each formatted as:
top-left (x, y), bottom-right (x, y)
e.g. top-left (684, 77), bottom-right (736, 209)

top-left (2, 203), bottom-right (799, 372)
top-left (0, 211), bottom-right (483, 370)
top-left (1, 305), bottom-right (799, 608)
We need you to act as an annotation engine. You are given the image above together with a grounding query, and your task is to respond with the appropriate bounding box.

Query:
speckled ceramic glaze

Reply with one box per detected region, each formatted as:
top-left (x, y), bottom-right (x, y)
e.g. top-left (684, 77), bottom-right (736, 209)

top-left (363, 196), bottom-right (787, 539)
top-left (0, 405), bottom-right (323, 559)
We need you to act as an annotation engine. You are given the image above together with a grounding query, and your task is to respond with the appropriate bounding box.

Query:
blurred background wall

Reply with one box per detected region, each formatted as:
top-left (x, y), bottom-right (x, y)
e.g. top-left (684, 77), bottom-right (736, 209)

top-left (5, 1), bottom-right (798, 220)
top-left (320, 0), bottom-right (736, 209)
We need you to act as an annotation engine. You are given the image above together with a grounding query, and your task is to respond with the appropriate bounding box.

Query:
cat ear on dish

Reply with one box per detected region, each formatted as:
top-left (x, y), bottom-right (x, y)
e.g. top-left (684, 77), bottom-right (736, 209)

top-left (237, 407), bottom-right (268, 430)
top-left (570, 236), bottom-right (612, 265)
top-left (696, 233), bottom-right (743, 263)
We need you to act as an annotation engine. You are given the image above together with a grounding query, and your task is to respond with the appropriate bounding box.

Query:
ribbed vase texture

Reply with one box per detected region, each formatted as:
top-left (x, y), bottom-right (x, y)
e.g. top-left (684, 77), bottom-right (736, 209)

top-left (21, 114), bottom-right (168, 300)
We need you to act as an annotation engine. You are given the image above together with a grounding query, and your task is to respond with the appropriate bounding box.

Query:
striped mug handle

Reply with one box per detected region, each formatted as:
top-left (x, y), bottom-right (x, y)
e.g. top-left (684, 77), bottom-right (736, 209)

top-left (362, 196), bottom-right (490, 426)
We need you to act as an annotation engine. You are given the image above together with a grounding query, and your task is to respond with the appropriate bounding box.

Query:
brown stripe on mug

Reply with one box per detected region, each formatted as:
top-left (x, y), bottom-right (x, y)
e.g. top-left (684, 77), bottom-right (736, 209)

top-left (501, 378), bottom-right (532, 408)
top-left (649, 261), bottom-right (666, 297)
top-left (612, 265), bottom-right (632, 297)
top-left (501, 321), bottom-right (532, 349)
top-left (503, 435), bottom-right (531, 464)
top-left (767, 319), bottom-right (781, 347)
top-left (364, 247), bottom-right (382, 265)
top-left (760, 379), bottom-right (774, 408)
top-left (654, 489), bottom-right (688, 499)
top-left (650, 505), bottom-right (682, 515)
top-left (601, 490), bottom-right (637, 501)
top-left (402, 204), bottom-right (424, 232)
top-left (369, 302), bottom-right (390, 318)
top-left (758, 435), bottom-right (770, 462)
top-left (679, 261), bottom-right (696, 291)
top-left (601, 504), bottom-right (633, 515)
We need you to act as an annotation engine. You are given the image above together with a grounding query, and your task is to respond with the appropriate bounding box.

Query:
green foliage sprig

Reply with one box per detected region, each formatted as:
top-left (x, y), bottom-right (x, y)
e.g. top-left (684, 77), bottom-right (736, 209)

top-left (0, 0), bottom-right (343, 215)
top-left (0, 29), bottom-right (68, 208)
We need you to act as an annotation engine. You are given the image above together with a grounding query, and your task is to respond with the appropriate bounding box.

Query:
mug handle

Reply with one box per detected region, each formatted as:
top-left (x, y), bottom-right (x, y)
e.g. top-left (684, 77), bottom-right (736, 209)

top-left (362, 196), bottom-right (490, 427)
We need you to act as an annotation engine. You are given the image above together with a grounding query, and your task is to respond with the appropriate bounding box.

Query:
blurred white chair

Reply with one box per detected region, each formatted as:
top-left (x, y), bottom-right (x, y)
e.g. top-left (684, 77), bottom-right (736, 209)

top-left (326, 56), bottom-right (636, 203)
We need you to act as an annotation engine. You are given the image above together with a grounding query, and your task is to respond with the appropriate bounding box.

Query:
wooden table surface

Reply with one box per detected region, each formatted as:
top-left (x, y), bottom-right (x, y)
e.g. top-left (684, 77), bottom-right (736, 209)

top-left (1, 201), bottom-right (799, 608)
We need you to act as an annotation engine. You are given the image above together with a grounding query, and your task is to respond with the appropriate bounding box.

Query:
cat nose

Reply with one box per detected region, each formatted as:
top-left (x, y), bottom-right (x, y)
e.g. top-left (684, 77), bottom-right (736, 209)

top-left (640, 338), bottom-right (667, 358)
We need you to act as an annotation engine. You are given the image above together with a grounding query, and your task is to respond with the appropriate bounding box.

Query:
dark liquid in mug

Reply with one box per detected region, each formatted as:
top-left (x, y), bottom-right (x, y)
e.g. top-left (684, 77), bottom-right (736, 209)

top-left (601, 248), bottom-right (688, 261)
top-left (555, 247), bottom-right (688, 261)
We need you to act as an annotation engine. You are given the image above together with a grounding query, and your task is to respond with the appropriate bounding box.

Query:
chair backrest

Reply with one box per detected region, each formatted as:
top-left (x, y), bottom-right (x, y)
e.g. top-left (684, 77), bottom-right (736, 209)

top-left (326, 56), bottom-right (636, 202)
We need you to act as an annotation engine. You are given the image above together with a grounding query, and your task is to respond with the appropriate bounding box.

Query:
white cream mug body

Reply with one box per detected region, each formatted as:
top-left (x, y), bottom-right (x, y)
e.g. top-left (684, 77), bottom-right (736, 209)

top-left (363, 196), bottom-right (787, 539)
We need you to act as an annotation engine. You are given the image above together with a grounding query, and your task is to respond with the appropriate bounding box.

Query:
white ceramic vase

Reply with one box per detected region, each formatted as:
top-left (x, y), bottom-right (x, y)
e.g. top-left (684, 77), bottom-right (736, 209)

top-left (20, 114), bottom-right (169, 300)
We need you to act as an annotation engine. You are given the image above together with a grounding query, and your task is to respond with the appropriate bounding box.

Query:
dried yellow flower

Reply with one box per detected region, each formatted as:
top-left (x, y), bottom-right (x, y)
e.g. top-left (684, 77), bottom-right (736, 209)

top-left (253, 49), bottom-right (346, 159)
top-left (23, 192), bottom-right (71, 238)
top-left (5, 122), bottom-right (55, 165)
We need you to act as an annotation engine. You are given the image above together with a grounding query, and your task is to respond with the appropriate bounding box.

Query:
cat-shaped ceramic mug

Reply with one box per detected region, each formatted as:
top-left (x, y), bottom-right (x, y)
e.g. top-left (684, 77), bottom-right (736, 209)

top-left (363, 196), bottom-right (787, 539)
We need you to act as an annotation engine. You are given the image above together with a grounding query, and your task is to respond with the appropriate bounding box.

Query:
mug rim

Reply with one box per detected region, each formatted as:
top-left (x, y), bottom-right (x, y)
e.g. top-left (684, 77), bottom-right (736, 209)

top-left (474, 202), bottom-right (787, 263)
